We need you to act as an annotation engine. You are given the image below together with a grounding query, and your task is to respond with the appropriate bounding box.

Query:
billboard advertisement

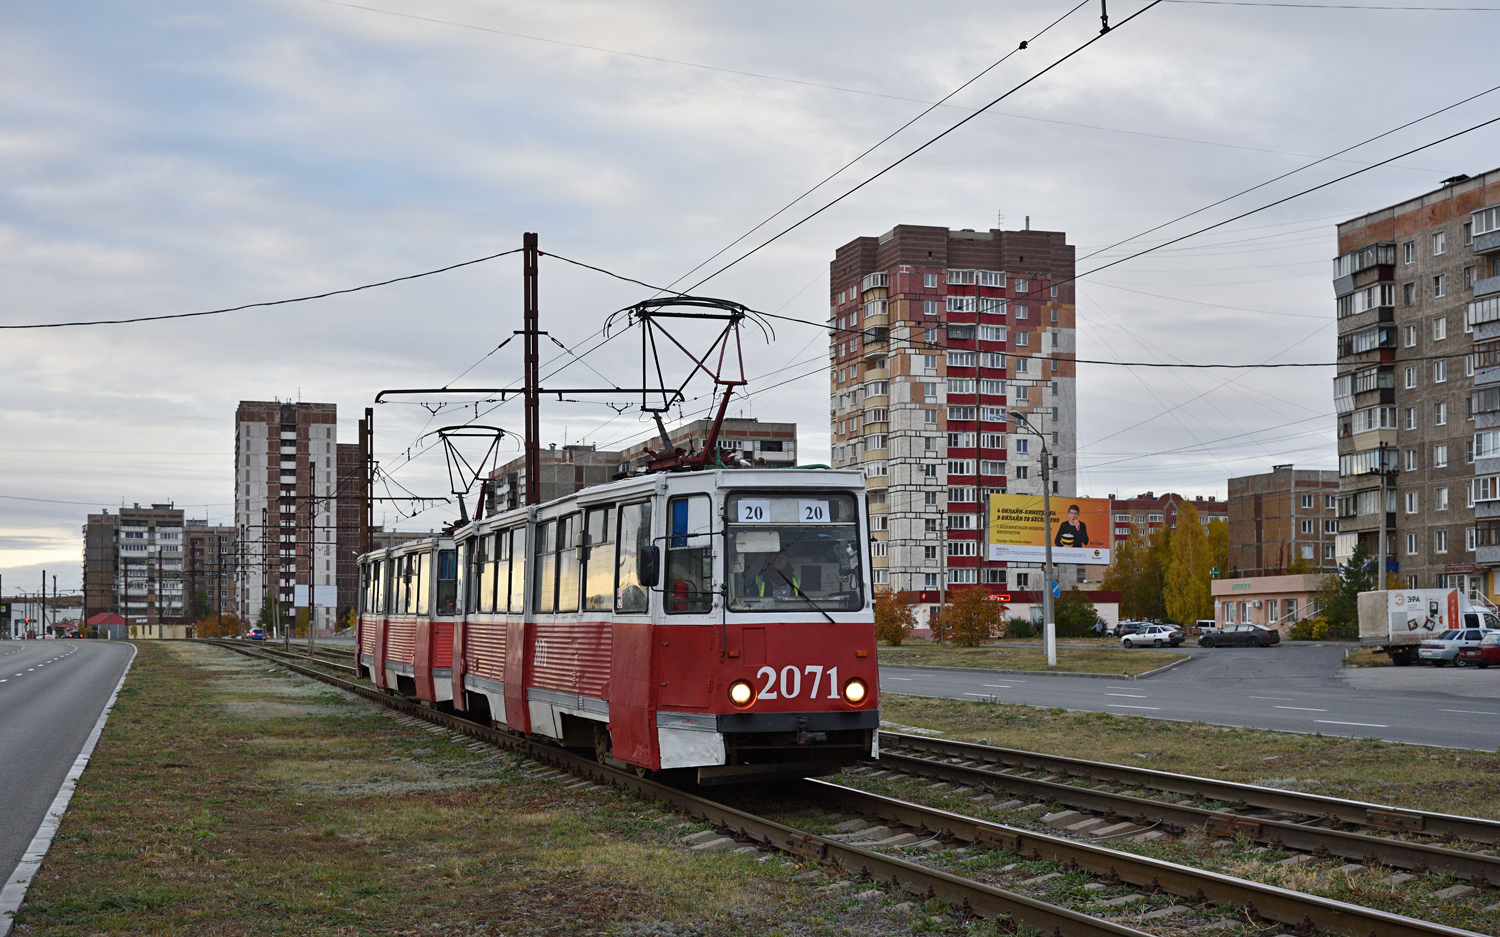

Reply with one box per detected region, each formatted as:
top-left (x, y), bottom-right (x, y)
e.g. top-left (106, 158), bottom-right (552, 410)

top-left (987, 494), bottom-right (1111, 565)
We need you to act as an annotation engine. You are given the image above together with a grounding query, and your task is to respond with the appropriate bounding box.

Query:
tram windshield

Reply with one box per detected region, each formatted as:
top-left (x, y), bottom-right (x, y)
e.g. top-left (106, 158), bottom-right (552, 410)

top-left (726, 492), bottom-right (864, 612)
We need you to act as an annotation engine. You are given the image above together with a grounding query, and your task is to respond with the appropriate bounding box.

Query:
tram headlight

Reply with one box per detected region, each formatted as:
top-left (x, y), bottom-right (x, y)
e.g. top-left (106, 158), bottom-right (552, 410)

top-left (728, 679), bottom-right (755, 707)
top-left (842, 678), bottom-right (868, 704)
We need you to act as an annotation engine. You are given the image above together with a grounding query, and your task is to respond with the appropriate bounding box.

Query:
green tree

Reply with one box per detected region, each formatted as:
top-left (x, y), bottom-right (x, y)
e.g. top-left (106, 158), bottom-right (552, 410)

top-left (1207, 518), bottom-right (1227, 579)
top-left (255, 593), bottom-right (276, 629)
top-left (1163, 502), bottom-right (1214, 624)
top-left (295, 607), bottom-right (310, 638)
top-left (943, 589), bottom-right (1003, 647)
top-left (1316, 541), bottom-right (1374, 637)
top-left (192, 587), bottom-right (213, 620)
top-left (1054, 589), bottom-right (1101, 637)
top-left (874, 589), bottom-right (917, 646)
top-left (1103, 523), bottom-right (1168, 620)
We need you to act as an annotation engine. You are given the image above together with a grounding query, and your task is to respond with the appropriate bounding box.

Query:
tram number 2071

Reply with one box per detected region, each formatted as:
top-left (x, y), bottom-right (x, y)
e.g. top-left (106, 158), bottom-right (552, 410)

top-left (755, 664), bottom-right (841, 700)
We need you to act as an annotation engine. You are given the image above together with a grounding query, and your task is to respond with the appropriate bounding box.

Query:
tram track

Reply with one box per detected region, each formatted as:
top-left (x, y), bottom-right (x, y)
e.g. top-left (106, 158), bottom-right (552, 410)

top-left (197, 641), bottom-right (1493, 937)
top-left (874, 734), bottom-right (1500, 884)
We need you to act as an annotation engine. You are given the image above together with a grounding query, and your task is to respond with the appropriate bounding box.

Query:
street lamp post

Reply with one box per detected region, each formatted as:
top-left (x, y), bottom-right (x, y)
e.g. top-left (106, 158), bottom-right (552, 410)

top-left (1010, 410), bottom-right (1056, 668)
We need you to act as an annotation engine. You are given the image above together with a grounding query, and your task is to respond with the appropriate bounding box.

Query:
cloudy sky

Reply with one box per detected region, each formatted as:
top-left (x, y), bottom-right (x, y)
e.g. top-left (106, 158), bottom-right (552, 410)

top-left (4, 0), bottom-right (1499, 595)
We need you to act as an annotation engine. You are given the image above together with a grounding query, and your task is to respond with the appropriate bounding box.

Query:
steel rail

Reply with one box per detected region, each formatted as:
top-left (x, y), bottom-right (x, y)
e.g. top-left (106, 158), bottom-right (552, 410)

top-left (880, 732), bottom-right (1500, 846)
top-left (875, 749), bottom-right (1500, 884)
top-left (243, 643), bottom-right (356, 674)
top-left (804, 779), bottom-right (1490, 937)
top-left (198, 642), bottom-right (1150, 937)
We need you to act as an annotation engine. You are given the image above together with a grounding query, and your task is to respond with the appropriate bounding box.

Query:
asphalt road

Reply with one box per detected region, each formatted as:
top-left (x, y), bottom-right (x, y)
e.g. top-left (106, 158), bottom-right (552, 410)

top-left (0, 640), bottom-right (134, 893)
top-left (881, 643), bottom-right (1500, 750)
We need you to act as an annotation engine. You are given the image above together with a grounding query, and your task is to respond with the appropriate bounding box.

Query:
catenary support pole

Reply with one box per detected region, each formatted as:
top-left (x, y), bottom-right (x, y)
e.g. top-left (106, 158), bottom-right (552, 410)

top-left (523, 232), bottom-right (541, 505)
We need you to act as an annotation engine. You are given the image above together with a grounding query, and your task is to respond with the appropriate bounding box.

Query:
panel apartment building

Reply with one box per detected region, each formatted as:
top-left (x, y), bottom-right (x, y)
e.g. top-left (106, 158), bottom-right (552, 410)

top-left (1226, 466), bottom-right (1339, 577)
top-left (235, 401), bottom-right (363, 632)
top-left (1334, 169), bottom-right (1500, 597)
top-left (80, 503), bottom-right (188, 625)
top-left (829, 224), bottom-right (1077, 597)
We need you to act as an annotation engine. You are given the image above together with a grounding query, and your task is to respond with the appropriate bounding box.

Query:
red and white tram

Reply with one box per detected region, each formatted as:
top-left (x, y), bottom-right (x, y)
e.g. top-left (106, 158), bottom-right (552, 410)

top-left (355, 468), bottom-right (878, 783)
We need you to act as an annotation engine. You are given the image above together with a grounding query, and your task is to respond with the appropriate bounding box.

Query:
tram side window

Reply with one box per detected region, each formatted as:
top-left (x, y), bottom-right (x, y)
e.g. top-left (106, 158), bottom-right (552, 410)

top-left (535, 521), bottom-right (556, 613)
top-left (666, 495), bottom-right (712, 614)
top-left (392, 557), bottom-right (408, 614)
top-left (506, 527), bottom-right (526, 613)
top-left (375, 560), bottom-right (389, 615)
top-left (358, 563), bottom-right (369, 614)
top-left (615, 501), bottom-right (652, 614)
top-left (582, 507), bottom-right (615, 611)
top-left (437, 549), bottom-right (457, 615)
top-left (557, 514), bottom-right (581, 612)
top-left (481, 532), bottom-right (500, 613)
top-left (467, 538), bottom-right (486, 613)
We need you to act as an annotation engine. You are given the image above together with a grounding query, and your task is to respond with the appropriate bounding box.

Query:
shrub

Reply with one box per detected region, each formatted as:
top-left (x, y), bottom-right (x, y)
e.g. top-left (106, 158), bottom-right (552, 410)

top-left (1054, 589), bottom-right (1102, 638)
top-left (1006, 616), bottom-right (1036, 639)
top-left (944, 589), bottom-right (1004, 647)
top-left (874, 589), bottom-right (917, 646)
top-left (1311, 616), bottom-right (1357, 641)
top-left (1285, 617), bottom-right (1318, 641)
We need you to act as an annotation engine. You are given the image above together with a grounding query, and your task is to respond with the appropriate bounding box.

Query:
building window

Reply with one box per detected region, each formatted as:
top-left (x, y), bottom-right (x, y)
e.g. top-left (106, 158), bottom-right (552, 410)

top-left (1435, 444), bottom-right (1448, 467)
top-left (1405, 366), bottom-right (1417, 389)
top-left (1403, 283), bottom-right (1415, 307)
top-left (1436, 530), bottom-right (1449, 554)
top-left (1466, 265), bottom-right (1478, 290)
top-left (1405, 491), bottom-right (1419, 514)
top-left (1434, 360), bottom-right (1447, 383)
top-left (1324, 519), bottom-right (1338, 533)
top-left (1403, 241), bottom-right (1415, 264)
top-left (1436, 487), bottom-right (1449, 511)
top-left (923, 545), bottom-right (938, 560)
top-left (924, 272), bottom-right (938, 288)
top-left (1300, 494), bottom-right (1314, 509)
top-left (923, 573), bottom-right (938, 588)
top-left (1016, 331), bottom-right (1029, 347)
top-left (1301, 544), bottom-right (1314, 560)
top-left (1468, 528), bottom-right (1477, 551)
top-left (1436, 401), bottom-right (1448, 426)
top-left (947, 459), bottom-right (975, 475)
top-left (1434, 317), bottom-right (1447, 342)
top-left (1300, 519), bottom-right (1314, 534)
top-left (1404, 407), bottom-right (1416, 430)
top-left (924, 491), bottom-right (939, 506)
top-left (923, 409), bottom-right (937, 424)
top-left (1433, 230), bottom-right (1446, 255)
top-left (948, 487), bottom-right (976, 502)
top-left (1434, 274), bottom-right (1446, 298)
top-left (1015, 573), bottom-right (1030, 589)
top-left (1325, 494), bottom-right (1336, 510)
top-left (871, 569), bottom-right (889, 585)
top-left (980, 459), bottom-right (1005, 476)
top-left (1406, 449), bottom-right (1418, 471)
top-left (1406, 532), bottom-right (1419, 555)
top-left (946, 541), bottom-right (977, 557)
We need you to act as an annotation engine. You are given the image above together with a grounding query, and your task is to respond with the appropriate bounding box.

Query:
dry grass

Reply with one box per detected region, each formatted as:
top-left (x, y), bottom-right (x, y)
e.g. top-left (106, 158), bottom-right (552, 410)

top-left (16, 642), bottom-right (992, 936)
top-left (1342, 648), bottom-right (1394, 668)
top-left (878, 695), bottom-right (1500, 820)
top-left (879, 639), bottom-right (1186, 675)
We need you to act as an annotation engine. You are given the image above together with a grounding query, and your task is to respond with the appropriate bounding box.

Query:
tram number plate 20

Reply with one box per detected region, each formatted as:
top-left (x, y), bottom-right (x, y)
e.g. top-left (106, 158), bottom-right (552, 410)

top-left (756, 665), bottom-right (841, 700)
top-left (735, 500), bottom-right (830, 523)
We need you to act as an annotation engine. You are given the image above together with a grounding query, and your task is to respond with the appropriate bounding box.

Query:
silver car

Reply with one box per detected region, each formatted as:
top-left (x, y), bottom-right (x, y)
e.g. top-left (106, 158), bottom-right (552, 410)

top-left (1122, 624), bottom-right (1183, 648)
top-left (1418, 628), bottom-right (1490, 667)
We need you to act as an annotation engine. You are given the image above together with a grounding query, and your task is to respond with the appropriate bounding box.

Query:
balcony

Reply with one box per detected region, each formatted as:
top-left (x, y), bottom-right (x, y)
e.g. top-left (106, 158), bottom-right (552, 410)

top-left (1336, 325), bottom-right (1396, 359)
top-left (1475, 275), bottom-right (1500, 298)
top-left (861, 272), bottom-right (888, 292)
top-left (1474, 231), bottom-right (1500, 255)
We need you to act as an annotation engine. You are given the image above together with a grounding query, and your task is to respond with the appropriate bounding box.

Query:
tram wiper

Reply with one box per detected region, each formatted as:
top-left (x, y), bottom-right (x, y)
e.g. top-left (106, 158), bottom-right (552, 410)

top-left (774, 569), bottom-right (836, 624)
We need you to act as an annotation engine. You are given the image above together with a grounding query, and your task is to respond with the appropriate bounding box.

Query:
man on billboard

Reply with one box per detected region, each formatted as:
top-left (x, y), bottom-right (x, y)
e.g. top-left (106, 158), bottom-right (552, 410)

top-left (1053, 504), bottom-right (1091, 549)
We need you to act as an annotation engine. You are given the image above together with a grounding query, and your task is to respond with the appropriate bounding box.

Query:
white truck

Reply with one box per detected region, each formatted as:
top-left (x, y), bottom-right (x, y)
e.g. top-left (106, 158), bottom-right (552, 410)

top-left (1357, 589), bottom-right (1500, 665)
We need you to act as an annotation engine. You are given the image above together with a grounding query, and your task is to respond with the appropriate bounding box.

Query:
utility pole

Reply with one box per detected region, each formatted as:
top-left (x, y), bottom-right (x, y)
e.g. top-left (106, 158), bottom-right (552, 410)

top-left (360, 408), bottom-right (374, 554)
top-left (40, 570), bottom-right (46, 638)
top-left (523, 232), bottom-right (541, 505)
top-left (1012, 410), bottom-right (1056, 668)
top-left (1376, 441), bottom-right (1394, 592)
top-left (308, 459), bottom-right (317, 656)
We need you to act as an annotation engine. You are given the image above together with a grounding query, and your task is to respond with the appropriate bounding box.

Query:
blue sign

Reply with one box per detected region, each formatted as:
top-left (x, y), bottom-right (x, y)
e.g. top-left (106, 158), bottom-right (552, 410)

top-left (1050, 581), bottom-right (1061, 599)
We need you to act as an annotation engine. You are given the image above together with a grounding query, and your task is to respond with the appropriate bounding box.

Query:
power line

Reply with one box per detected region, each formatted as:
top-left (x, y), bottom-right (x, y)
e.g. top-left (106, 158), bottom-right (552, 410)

top-left (1164, 1), bottom-right (1500, 9)
top-left (687, 0), bottom-right (1167, 290)
top-left (0, 248), bottom-right (523, 330)
top-left (659, 0), bottom-right (1090, 294)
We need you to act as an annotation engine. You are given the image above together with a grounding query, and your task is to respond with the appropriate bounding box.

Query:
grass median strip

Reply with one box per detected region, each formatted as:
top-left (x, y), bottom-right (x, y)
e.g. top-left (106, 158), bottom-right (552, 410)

top-left (878, 695), bottom-right (1500, 821)
top-left (880, 640), bottom-right (1187, 676)
top-left (16, 643), bottom-right (998, 936)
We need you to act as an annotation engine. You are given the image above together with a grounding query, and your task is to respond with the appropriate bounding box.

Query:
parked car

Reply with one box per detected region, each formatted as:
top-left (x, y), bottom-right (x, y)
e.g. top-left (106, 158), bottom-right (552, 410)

top-left (1115, 620), bottom-right (1146, 636)
top-left (248, 629), bottom-right (267, 641)
top-left (1122, 624), bottom-right (1183, 648)
top-left (1198, 624), bottom-right (1280, 648)
top-left (1457, 631), bottom-right (1500, 669)
top-left (1418, 628), bottom-right (1490, 666)
top-left (1193, 619), bottom-right (1217, 634)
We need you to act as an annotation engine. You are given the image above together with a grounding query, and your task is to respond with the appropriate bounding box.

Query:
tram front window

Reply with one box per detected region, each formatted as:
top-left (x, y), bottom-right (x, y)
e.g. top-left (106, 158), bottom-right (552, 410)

top-left (726, 492), bottom-right (863, 612)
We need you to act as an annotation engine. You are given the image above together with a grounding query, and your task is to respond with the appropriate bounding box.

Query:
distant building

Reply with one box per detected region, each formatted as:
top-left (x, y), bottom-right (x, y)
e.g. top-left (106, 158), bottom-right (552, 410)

top-left (1107, 492), bottom-right (1227, 544)
top-left (1211, 574), bottom-right (1323, 633)
top-left (185, 521), bottom-right (237, 620)
top-left (80, 503), bottom-right (188, 626)
top-left (485, 419), bottom-right (798, 511)
top-left (235, 401), bottom-right (365, 632)
top-left (1227, 465), bottom-right (1340, 576)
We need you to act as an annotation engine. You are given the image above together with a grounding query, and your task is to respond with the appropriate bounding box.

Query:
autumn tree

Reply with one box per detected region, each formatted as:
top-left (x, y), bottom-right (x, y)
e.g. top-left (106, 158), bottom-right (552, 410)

top-left (1103, 523), bottom-right (1168, 620)
top-left (874, 589), bottom-right (917, 646)
top-left (197, 612), bottom-right (245, 638)
top-left (1207, 518), bottom-right (1227, 579)
top-left (1163, 502), bottom-right (1214, 624)
top-left (944, 589), bottom-right (1004, 647)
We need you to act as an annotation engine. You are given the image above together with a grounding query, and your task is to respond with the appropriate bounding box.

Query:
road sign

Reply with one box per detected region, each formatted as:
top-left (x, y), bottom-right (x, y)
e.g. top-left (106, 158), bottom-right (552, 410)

top-left (1050, 581), bottom-right (1061, 599)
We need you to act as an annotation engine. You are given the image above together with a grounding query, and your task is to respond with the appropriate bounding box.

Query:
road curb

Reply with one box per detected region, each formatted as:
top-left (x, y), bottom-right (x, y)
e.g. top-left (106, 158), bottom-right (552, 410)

top-left (881, 654), bottom-right (1192, 682)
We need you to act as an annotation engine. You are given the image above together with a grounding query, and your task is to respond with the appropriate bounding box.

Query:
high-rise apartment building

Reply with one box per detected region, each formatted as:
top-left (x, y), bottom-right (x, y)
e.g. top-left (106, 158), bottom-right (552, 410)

top-left (1334, 169), bottom-right (1500, 596)
top-left (235, 401), bottom-right (361, 632)
top-left (830, 224), bottom-right (1076, 597)
top-left (1226, 466), bottom-right (1338, 577)
top-left (80, 503), bottom-right (188, 624)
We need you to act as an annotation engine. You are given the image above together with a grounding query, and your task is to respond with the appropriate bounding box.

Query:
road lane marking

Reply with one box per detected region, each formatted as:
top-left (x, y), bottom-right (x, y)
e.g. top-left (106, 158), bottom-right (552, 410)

top-left (1250, 696), bottom-right (1294, 701)
top-left (1106, 703), bottom-right (1160, 710)
top-left (963, 692), bottom-right (1000, 697)
top-left (1315, 720), bottom-right (1389, 728)
top-left (1440, 708), bottom-right (1500, 715)
top-left (1274, 706), bottom-right (1327, 712)
top-left (983, 684), bottom-right (1012, 688)
top-left (1107, 693), bottom-right (1147, 698)
top-left (886, 677), bottom-right (912, 681)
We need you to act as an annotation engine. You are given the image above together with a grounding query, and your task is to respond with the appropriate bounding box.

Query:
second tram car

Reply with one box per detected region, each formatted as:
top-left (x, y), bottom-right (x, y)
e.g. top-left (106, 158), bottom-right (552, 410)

top-left (355, 468), bottom-right (877, 783)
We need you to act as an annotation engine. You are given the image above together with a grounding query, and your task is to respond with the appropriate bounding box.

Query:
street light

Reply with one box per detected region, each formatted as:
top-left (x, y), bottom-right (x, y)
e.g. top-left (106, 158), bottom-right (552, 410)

top-left (1010, 409), bottom-right (1056, 668)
